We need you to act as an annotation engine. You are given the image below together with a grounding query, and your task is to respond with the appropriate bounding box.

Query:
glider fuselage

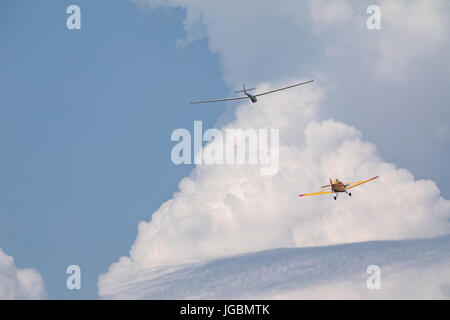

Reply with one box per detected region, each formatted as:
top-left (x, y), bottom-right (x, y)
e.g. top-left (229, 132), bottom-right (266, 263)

top-left (244, 90), bottom-right (258, 103)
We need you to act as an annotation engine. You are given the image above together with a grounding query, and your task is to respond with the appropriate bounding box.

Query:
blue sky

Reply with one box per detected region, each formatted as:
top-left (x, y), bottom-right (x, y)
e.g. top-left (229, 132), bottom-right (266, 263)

top-left (1, 0), bottom-right (449, 300)
top-left (0, 0), bottom-right (227, 299)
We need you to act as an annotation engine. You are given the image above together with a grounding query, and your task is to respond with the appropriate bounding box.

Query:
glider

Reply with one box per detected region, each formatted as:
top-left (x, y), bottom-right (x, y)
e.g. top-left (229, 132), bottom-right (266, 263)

top-left (190, 80), bottom-right (314, 104)
top-left (299, 176), bottom-right (379, 200)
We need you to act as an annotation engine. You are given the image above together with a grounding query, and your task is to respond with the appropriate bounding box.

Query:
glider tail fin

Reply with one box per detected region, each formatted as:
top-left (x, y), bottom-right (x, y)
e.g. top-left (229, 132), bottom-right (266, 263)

top-left (234, 84), bottom-right (256, 94)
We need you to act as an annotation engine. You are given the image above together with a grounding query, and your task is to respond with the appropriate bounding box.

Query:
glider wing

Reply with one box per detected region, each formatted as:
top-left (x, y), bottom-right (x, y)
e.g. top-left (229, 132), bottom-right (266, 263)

top-left (190, 96), bottom-right (249, 104)
top-left (254, 80), bottom-right (314, 97)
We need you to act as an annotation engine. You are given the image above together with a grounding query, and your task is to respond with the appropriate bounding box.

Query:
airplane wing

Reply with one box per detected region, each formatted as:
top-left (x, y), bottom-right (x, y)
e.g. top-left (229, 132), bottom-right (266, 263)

top-left (190, 96), bottom-right (249, 104)
top-left (346, 176), bottom-right (379, 190)
top-left (254, 80), bottom-right (314, 97)
top-left (299, 190), bottom-right (333, 197)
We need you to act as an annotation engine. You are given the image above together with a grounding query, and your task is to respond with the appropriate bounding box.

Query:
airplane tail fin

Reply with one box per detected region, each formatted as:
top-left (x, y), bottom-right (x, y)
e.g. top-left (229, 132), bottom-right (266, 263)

top-left (321, 178), bottom-right (334, 189)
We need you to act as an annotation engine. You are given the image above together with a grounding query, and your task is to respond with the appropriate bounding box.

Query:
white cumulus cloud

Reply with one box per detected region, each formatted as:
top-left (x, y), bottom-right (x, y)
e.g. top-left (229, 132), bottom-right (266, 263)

top-left (99, 0), bottom-right (450, 298)
top-left (0, 249), bottom-right (46, 299)
top-left (99, 81), bottom-right (450, 295)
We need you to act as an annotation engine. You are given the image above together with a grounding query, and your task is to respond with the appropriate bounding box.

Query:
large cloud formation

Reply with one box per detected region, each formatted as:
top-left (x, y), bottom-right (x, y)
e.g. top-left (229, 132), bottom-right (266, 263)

top-left (99, 81), bottom-right (450, 294)
top-left (99, 0), bottom-right (450, 297)
top-left (0, 249), bottom-right (46, 299)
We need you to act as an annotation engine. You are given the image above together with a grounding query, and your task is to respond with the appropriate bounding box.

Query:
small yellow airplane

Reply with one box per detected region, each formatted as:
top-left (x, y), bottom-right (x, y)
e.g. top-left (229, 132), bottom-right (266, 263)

top-left (299, 176), bottom-right (379, 200)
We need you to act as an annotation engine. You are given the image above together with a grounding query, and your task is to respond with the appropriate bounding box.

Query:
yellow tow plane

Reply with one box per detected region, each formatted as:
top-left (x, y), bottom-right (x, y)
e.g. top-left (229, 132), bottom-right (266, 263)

top-left (299, 176), bottom-right (379, 200)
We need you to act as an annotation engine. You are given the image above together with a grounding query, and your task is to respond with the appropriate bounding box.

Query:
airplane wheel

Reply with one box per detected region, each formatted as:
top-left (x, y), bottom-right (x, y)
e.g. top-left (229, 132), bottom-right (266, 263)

top-left (349, 193), bottom-right (352, 197)
top-left (334, 196), bottom-right (337, 200)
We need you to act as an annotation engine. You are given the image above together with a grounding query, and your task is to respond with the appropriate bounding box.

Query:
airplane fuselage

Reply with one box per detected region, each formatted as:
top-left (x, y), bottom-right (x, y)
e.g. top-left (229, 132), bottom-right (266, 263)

top-left (330, 178), bottom-right (351, 200)
top-left (332, 182), bottom-right (347, 192)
